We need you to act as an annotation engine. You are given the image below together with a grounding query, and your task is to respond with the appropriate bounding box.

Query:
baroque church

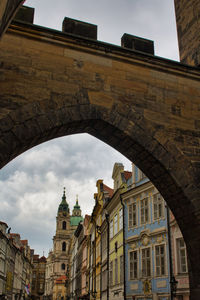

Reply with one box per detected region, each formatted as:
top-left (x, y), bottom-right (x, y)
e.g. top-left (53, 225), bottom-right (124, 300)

top-left (45, 188), bottom-right (83, 300)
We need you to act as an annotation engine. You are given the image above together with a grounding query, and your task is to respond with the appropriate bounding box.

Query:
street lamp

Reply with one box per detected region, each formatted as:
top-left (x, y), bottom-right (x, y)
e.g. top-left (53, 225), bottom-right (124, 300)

top-left (170, 276), bottom-right (178, 298)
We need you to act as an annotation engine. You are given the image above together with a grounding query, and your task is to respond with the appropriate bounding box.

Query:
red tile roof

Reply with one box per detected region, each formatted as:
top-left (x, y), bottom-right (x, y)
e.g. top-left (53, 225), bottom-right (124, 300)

top-left (21, 240), bottom-right (28, 245)
top-left (124, 171), bottom-right (132, 181)
top-left (103, 184), bottom-right (114, 198)
top-left (55, 275), bottom-right (67, 284)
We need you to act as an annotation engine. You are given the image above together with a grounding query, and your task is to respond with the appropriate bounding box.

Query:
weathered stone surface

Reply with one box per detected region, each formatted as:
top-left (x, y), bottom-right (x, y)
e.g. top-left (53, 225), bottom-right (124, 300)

top-left (174, 0), bottom-right (200, 66)
top-left (121, 33), bottom-right (154, 55)
top-left (0, 0), bottom-right (24, 37)
top-left (0, 17), bottom-right (200, 299)
top-left (13, 5), bottom-right (34, 24)
top-left (62, 17), bottom-right (97, 40)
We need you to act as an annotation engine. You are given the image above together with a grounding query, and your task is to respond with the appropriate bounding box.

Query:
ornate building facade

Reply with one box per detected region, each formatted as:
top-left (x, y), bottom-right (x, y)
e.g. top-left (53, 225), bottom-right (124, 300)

top-left (45, 189), bottom-right (83, 300)
top-left (122, 164), bottom-right (170, 299)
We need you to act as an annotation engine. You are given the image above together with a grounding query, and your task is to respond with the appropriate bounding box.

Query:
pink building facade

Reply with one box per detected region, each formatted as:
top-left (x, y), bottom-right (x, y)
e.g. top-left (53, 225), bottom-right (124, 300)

top-left (170, 212), bottom-right (190, 300)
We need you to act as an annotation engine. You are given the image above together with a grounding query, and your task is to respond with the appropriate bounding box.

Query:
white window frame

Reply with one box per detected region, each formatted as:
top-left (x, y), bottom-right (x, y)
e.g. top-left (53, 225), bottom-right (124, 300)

top-left (128, 202), bottom-right (137, 228)
top-left (153, 193), bottom-right (164, 221)
top-left (129, 250), bottom-right (138, 280)
top-left (140, 197), bottom-right (149, 225)
top-left (119, 208), bottom-right (123, 230)
top-left (177, 238), bottom-right (188, 273)
top-left (114, 214), bottom-right (118, 235)
top-left (110, 220), bottom-right (113, 239)
top-left (155, 244), bottom-right (166, 276)
top-left (141, 247), bottom-right (151, 277)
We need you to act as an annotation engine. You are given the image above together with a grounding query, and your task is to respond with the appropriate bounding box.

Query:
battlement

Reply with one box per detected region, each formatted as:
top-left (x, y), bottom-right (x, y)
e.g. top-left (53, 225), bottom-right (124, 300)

top-left (13, 5), bottom-right (155, 56)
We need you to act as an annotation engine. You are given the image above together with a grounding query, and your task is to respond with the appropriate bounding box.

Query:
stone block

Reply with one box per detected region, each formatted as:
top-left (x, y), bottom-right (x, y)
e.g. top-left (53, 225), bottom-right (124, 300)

top-left (121, 33), bottom-right (154, 55)
top-left (13, 5), bottom-right (34, 24)
top-left (62, 17), bottom-right (97, 40)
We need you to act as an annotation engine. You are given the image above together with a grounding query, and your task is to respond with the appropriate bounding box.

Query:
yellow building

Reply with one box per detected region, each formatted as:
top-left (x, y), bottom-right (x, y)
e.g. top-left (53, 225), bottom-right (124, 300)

top-left (105, 163), bottom-right (131, 300)
top-left (53, 275), bottom-right (67, 300)
top-left (88, 180), bottom-right (113, 300)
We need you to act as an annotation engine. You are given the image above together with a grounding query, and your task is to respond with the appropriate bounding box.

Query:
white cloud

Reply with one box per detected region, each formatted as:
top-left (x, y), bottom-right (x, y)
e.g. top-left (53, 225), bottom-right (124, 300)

top-left (0, 134), bottom-right (131, 255)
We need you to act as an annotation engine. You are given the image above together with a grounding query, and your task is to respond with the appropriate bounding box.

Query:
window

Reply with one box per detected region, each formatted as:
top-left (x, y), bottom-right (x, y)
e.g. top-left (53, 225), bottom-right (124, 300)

top-left (114, 214), bottom-right (118, 235)
top-left (102, 269), bottom-right (107, 291)
top-left (129, 203), bottom-right (137, 228)
top-left (62, 221), bottom-right (66, 230)
top-left (141, 198), bottom-right (149, 224)
top-left (62, 242), bottom-right (66, 252)
top-left (129, 251), bottom-right (138, 279)
top-left (120, 255), bottom-right (124, 283)
top-left (102, 230), bottom-right (107, 253)
top-left (115, 258), bottom-right (118, 284)
top-left (61, 263), bottom-right (65, 270)
top-left (155, 245), bottom-right (165, 276)
top-left (177, 238), bottom-right (188, 273)
top-left (110, 220), bottom-right (113, 239)
top-left (142, 248), bottom-right (151, 277)
top-left (153, 194), bottom-right (164, 220)
top-left (109, 261), bottom-right (113, 286)
top-left (119, 208), bottom-right (123, 230)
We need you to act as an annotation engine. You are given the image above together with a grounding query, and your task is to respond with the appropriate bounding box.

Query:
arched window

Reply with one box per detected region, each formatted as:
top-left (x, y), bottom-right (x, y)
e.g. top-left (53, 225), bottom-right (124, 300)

top-left (61, 263), bottom-right (65, 270)
top-left (62, 242), bottom-right (66, 252)
top-left (62, 221), bottom-right (66, 230)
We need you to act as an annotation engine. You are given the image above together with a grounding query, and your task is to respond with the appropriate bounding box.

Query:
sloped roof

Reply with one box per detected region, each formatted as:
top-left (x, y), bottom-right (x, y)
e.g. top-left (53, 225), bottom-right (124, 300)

top-left (124, 171), bottom-right (132, 181)
top-left (103, 183), bottom-right (114, 198)
top-left (21, 239), bottom-right (28, 245)
top-left (55, 275), bottom-right (67, 284)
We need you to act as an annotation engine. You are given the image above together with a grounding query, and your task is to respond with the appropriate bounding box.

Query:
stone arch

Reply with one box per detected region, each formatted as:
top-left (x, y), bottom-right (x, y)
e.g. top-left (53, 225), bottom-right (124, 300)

top-left (0, 92), bottom-right (199, 296)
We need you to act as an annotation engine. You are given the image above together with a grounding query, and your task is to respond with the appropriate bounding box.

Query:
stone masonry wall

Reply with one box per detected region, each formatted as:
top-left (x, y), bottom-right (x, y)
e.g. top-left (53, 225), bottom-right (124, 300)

top-left (174, 0), bottom-right (200, 66)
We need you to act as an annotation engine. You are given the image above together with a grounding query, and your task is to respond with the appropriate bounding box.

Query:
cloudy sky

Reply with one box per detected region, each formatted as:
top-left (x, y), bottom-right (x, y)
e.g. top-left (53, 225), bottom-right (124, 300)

top-left (0, 0), bottom-right (179, 256)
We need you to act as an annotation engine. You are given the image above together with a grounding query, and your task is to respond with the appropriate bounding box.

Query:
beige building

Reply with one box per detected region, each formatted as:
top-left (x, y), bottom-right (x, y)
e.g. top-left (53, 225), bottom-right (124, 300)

top-left (0, 222), bottom-right (33, 300)
top-left (32, 255), bottom-right (46, 300)
top-left (45, 189), bottom-right (83, 300)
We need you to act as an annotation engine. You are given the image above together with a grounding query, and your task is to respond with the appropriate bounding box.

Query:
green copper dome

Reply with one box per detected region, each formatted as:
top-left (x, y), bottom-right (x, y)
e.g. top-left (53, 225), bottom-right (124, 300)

top-left (70, 215), bottom-right (83, 226)
top-left (58, 188), bottom-right (69, 213)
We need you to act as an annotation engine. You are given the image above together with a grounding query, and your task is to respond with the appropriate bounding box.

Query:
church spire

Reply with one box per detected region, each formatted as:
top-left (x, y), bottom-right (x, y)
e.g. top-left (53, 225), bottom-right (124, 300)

top-left (58, 187), bottom-right (69, 214)
top-left (72, 195), bottom-right (81, 216)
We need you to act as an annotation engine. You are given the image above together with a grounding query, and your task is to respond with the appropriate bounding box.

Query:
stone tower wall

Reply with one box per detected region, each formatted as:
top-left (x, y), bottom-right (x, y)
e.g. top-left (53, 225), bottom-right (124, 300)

top-left (174, 0), bottom-right (200, 66)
